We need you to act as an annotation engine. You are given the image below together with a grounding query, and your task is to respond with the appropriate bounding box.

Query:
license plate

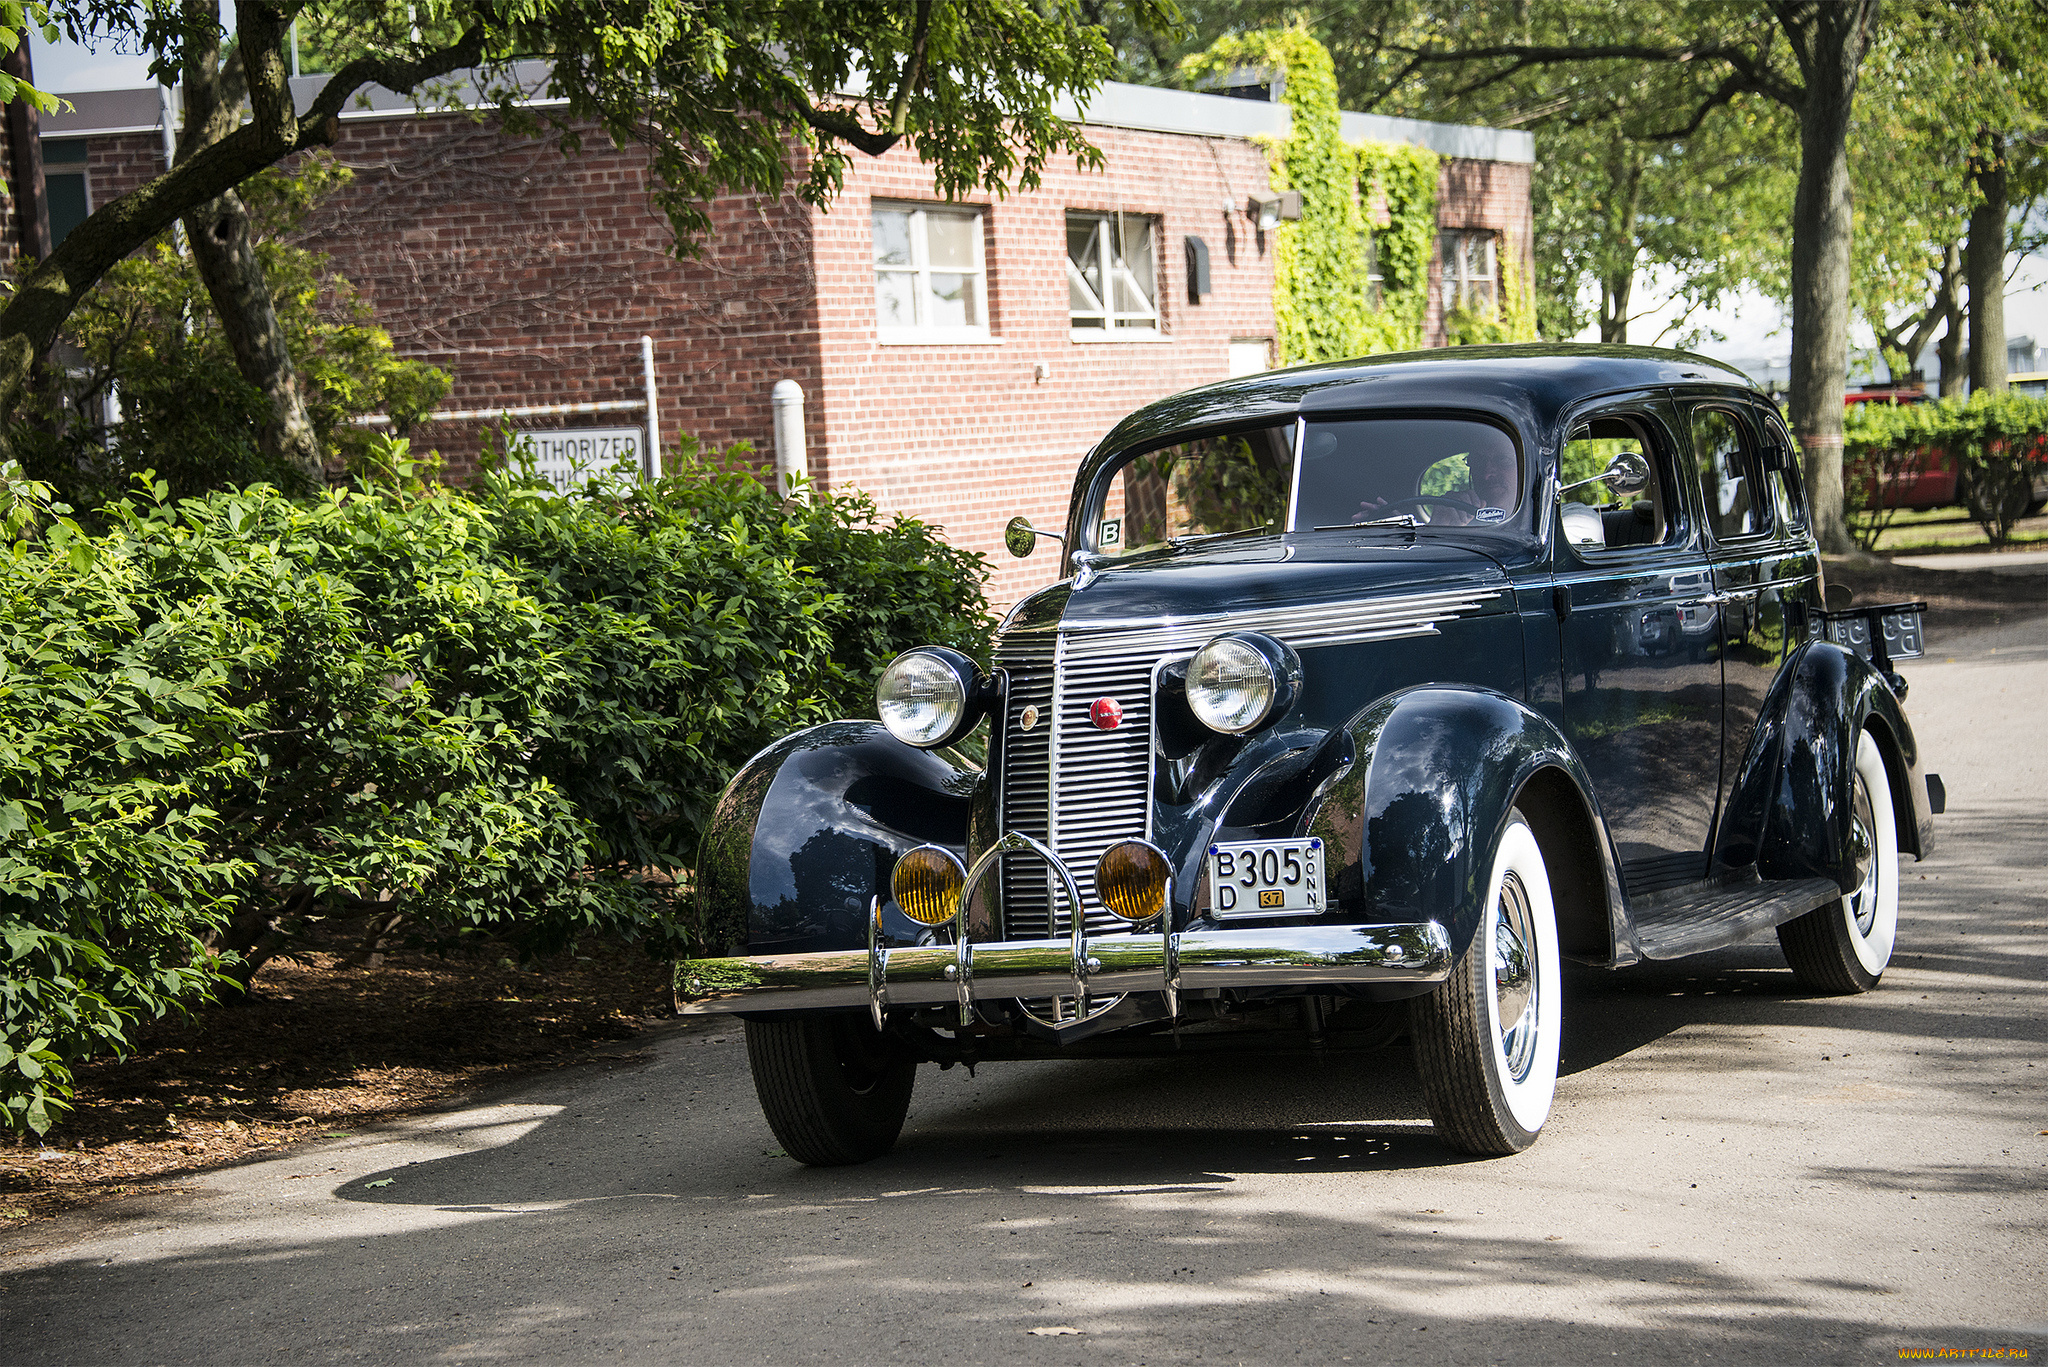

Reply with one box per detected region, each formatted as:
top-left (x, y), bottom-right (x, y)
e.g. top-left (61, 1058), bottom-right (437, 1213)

top-left (1207, 837), bottom-right (1325, 918)
top-left (1823, 609), bottom-right (1924, 661)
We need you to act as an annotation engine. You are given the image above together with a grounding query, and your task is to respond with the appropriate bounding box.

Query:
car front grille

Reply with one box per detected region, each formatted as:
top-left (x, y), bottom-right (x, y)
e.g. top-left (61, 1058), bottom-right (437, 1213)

top-left (989, 584), bottom-right (1502, 939)
top-left (994, 632), bottom-right (1157, 940)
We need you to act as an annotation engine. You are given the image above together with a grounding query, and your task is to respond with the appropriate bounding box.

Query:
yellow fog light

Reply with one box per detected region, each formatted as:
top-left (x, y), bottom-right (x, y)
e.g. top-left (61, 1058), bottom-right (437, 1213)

top-left (891, 845), bottom-right (966, 925)
top-left (1094, 841), bottom-right (1171, 923)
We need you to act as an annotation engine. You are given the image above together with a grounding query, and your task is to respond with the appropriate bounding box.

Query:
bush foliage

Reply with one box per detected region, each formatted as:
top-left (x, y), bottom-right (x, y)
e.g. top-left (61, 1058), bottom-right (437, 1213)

top-left (1844, 391), bottom-right (2048, 547)
top-left (0, 461), bottom-right (993, 1133)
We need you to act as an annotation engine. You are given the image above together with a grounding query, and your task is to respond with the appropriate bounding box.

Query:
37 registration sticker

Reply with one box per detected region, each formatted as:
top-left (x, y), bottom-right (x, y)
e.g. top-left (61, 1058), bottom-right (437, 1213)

top-left (1207, 838), bottom-right (1325, 917)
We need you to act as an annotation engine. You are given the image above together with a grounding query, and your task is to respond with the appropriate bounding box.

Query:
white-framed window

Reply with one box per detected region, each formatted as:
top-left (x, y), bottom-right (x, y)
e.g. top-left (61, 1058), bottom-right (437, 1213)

top-left (872, 203), bottom-right (988, 337)
top-left (1441, 229), bottom-right (1498, 318)
top-left (1067, 211), bottom-right (1160, 336)
top-left (1363, 230), bottom-right (1384, 310)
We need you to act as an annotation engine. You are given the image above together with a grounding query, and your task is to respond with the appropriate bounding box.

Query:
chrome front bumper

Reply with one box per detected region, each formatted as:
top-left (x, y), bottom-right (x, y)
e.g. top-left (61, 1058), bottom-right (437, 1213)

top-left (677, 917), bottom-right (1454, 1022)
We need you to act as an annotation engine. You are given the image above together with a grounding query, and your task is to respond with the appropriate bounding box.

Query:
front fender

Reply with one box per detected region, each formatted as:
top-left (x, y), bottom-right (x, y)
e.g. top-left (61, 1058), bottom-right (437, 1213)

top-left (692, 721), bottom-right (980, 958)
top-left (1719, 640), bottom-right (1933, 888)
top-left (1306, 687), bottom-right (1629, 968)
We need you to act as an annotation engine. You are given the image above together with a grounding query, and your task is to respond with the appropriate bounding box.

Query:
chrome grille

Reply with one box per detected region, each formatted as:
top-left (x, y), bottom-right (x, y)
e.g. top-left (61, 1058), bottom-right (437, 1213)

top-left (995, 637), bottom-right (1055, 937)
top-left (1049, 642), bottom-right (1156, 934)
top-left (994, 631), bottom-right (1158, 940)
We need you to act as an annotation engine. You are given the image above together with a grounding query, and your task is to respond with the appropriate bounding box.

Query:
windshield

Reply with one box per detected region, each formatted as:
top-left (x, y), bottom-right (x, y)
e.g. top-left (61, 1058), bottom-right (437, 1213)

top-left (1293, 417), bottom-right (1524, 531)
top-left (1093, 423), bottom-right (1296, 557)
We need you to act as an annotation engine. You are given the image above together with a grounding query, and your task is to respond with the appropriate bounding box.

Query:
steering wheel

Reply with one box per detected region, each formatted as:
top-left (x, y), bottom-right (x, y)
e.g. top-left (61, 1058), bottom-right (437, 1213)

top-left (1354, 494), bottom-right (1484, 524)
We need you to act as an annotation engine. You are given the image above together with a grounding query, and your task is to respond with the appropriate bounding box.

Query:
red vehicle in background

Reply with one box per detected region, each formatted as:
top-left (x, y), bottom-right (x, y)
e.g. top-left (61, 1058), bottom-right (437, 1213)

top-left (1843, 383), bottom-right (2048, 518)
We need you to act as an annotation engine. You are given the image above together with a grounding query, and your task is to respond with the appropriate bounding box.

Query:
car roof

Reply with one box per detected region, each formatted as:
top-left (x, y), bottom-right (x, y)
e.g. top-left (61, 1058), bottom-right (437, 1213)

top-left (1092, 343), bottom-right (1759, 459)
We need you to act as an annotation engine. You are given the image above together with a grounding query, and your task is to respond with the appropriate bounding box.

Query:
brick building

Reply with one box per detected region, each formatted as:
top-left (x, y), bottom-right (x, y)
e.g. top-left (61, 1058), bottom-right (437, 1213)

top-left (35, 76), bottom-right (1532, 603)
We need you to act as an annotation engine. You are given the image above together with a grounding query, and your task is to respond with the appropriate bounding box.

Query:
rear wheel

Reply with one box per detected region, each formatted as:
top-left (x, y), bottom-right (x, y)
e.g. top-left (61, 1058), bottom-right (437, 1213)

top-left (744, 1012), bottom-right (916, 1166)
top-left (1778, 729), bottom-right (1899, 994)
top-left (1411, 810), bottom-right (1562, 1156)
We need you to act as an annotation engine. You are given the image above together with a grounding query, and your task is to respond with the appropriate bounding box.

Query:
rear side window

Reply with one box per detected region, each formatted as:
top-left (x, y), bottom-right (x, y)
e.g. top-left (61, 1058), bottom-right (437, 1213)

top-left (1692, 406), bottom-right (1769, 541)
top-left (1559, 413), bottom-right (1677, 554)
top-left (1757, 406), bottom-right (1808, 529)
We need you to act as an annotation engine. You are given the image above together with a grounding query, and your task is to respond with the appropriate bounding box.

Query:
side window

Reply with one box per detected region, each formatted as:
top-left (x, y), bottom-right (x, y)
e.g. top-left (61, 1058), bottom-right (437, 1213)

top-left (1757, 406), bottom-right (1808, 529)
top-left (1559, 414), bottom-right (1675, 554)
top-left (1692, 406), bottom-right (1769, 541)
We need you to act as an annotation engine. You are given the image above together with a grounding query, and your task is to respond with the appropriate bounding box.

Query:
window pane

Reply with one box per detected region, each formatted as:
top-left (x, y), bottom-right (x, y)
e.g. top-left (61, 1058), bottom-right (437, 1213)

top-left (1112, 267), bottom-right (1157, 320)
top-left (925, 213), bottom-right (977, 270)
top-left (876, 270), bottom-right (917, 327)
top-left (1101, 424), bottom-right (1297, 555)
top-left (1068, 219), bottom-right (1103, 297)
top-left (928, 272), bottom-right (978, 328)
top-left (1119, 216), bottom-right (1156, 309)
top-left (1693, 408), bottom-right (1760, 539)
top-left (46, 173), bottom-right (89, 247)
top-left (1067, 258), bottom-right (1104, 315)
top-left (873, 211), bottom-right (912, 267)
top-left (1295, 417), bottom-right (1524, 531)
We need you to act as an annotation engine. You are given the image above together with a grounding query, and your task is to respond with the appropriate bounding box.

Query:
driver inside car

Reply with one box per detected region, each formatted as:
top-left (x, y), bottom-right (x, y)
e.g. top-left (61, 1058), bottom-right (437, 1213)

top-left (1355, 444), bottom-right (1519, 526)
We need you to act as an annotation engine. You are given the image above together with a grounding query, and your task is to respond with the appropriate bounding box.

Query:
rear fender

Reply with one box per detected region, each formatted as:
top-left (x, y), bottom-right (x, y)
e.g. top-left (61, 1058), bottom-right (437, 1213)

top-left (1305, 687), bottom-right (1631, 968)
top-left (1718, 641), bottom-right (1932, 888)
top-left (693, 721), bottom-right (980, 958)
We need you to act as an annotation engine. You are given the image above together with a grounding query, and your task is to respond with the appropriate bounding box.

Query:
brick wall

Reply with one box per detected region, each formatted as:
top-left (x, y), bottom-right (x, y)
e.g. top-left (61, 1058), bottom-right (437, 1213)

top-left (58, 110), bottom-right (1529, 612)
top-left (807, 127), bottom-right (1280, 606)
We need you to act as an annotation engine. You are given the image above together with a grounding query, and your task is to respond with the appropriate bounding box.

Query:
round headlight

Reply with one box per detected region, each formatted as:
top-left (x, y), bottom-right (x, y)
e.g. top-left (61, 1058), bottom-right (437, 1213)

top-left (891, 845), bottom-right (966, 925)
top-left (876, 648), bottom-right (978, 747)
top-left (1094, 841), bottom-right (1171, 923)
top-left (1186, 633), bottom-right (1297, 734)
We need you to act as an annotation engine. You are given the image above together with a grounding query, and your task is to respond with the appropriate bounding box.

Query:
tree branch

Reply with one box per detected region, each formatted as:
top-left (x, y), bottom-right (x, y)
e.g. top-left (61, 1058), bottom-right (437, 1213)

top-left (889, 0), bottom-right (934, 137)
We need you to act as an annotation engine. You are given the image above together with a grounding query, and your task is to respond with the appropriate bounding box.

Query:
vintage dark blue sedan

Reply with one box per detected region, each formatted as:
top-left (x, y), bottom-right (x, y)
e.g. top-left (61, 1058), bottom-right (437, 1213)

top-left (678, 345), bottom-right (1941, 1164)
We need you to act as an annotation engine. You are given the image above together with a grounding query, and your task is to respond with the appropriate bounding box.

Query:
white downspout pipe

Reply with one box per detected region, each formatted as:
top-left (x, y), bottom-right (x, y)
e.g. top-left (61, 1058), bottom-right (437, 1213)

top-left (771, 379), bottom-right (808, 501)
top-left (640, 335), bottom-right (659, 480)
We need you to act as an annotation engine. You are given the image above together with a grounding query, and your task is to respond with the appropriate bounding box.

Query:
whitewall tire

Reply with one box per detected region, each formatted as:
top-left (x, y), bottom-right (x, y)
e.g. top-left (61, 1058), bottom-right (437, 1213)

top-left (1411, 809), bottom-right (1563, 1155)
top-left (1778, 728), bottom-right (1899, 994)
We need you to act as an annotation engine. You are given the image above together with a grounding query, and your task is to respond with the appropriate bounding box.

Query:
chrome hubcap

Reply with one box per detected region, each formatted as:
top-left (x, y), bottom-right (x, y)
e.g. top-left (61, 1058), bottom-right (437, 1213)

top-left (1847, 769), bottom-right (1878, 936)
top-left (1493, 871), bottom-right (1539, 1081)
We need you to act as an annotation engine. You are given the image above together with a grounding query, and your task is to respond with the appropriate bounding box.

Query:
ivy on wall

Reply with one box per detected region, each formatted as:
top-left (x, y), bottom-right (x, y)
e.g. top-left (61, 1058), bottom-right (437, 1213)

top-left (1185, 27), bottom-right (1534, 363)
top-left (1355, 140), bottom-right (1439, 355)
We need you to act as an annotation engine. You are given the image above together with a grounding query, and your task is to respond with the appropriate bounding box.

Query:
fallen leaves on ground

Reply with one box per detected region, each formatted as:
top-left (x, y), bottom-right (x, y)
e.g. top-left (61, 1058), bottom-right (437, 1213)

top-left (1, 935), bottom-right (673, 1228)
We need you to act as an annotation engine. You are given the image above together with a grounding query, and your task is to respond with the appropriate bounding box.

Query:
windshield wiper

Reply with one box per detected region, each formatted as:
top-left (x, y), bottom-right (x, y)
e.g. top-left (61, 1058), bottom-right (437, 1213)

top-left (1168, 524), bottom-right (1273, 547)
top-left (1313, 515), bottom-right (1416, 530)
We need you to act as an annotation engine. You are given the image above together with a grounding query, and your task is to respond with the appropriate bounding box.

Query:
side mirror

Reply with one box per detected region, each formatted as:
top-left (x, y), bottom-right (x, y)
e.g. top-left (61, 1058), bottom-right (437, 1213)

top-left (1004, 515), bottom-right (1066, 559)
top-left (1558, 449), bottom-right (1651, 498)
top-left (1603, 449), bottom-right (1652, 496)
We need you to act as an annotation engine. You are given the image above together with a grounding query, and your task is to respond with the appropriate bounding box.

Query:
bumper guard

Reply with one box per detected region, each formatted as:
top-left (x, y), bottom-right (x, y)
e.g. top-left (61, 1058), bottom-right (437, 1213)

top-left (679, 831), bottom-right (1454, 1024)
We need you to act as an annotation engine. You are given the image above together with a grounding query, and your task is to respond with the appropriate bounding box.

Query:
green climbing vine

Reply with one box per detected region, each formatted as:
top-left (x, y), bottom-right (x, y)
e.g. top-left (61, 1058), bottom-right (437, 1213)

top-left (1355, 140), bottom-right (1439, 354)
top-left (1184, 27), bottom-right (1441, 365)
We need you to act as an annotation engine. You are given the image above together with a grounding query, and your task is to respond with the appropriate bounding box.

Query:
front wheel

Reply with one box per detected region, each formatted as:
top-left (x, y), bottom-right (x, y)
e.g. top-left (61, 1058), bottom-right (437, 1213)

top-left (1411, 809), bottom-right (1563, 1156)
top-left (1777, 728), bottom-right (1899, 994)
top-left (744, 1012), bottom-right (916, 1166)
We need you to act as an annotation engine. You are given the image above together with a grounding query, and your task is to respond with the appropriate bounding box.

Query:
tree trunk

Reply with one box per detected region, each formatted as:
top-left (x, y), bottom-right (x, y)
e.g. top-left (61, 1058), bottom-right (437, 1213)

top-left (1596, 147), bottom-right (1643, 345)
top-left (1938, 240), bottom-right (1967, 396)
top-left (1782, 0), bottom-right (1877, 556)
top-left (1967, 131), bottom-right (2008, 394)
top-left (182, 191), bottom-right (327, 485)
top-left (176, 4), bottom-right (326, 488)
top-left (1598, 270), bottom-right (1632, 344)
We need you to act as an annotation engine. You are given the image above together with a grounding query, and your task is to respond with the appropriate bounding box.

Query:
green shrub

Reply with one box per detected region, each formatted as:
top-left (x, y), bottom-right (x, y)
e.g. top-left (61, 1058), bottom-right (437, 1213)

top-left (0, 460), bottom-right (994, 1134)
top-left (1845, 392), bottom-right (2048, 547)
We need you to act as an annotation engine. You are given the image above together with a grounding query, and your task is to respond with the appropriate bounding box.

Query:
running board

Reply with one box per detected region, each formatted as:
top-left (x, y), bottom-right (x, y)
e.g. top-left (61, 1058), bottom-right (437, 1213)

top-left (1630, 873), bottom-right (1844, 961)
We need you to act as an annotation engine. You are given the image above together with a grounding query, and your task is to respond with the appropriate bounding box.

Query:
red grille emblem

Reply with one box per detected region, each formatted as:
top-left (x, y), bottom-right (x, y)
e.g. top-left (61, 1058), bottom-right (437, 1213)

top-left (1089, 697), bottom-right (1124, 730)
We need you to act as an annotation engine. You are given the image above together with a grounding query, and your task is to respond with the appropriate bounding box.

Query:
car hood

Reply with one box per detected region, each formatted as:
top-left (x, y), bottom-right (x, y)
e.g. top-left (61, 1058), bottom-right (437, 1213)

top-left (1001, 532), bottom-right (1519, 635)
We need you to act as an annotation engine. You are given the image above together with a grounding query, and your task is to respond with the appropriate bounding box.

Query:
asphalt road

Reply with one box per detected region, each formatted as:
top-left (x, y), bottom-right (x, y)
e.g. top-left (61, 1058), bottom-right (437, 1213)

top-left (3, 612), bottom-right (2044, 1367)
